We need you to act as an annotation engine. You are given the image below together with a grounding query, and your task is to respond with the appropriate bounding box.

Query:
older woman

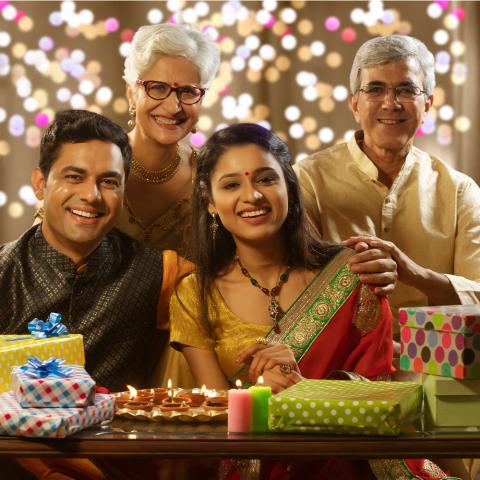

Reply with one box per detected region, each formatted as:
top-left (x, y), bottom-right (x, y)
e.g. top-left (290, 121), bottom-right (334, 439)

top-left (120, 23), bottom-right (220, 254)
top-left (295, 35), bottom-right (480, 327)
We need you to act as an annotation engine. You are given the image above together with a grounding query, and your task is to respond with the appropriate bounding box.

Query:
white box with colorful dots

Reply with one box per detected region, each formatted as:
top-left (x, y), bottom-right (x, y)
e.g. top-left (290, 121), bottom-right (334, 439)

top-left (399, 305), bottom-right (480, 379)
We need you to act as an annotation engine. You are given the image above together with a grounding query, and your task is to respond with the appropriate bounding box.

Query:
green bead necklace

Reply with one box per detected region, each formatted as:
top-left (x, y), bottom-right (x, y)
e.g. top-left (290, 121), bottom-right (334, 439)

top-left (235, 255), bottom-right (291, 333)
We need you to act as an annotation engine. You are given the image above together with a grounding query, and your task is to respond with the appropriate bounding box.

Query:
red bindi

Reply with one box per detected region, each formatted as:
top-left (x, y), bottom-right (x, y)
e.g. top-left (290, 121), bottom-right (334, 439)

top-left (244, 171), bottom-right (250, 176)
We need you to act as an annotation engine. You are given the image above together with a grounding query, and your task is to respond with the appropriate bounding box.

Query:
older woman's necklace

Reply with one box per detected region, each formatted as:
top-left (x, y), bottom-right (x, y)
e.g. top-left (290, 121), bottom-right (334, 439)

top-left (131, 144), bottom-right (181, 184)
top-left (235, 256), bottom-right (291, 333)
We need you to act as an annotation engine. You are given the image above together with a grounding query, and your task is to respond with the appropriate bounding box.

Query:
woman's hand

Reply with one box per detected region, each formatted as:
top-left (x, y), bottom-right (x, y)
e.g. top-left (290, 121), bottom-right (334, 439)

top-left (341, 237), bottom-right (398, 295)
top-left (236, 342), bottom-right (300, 384)
top-left (261, 365), bottom-right (303, 393)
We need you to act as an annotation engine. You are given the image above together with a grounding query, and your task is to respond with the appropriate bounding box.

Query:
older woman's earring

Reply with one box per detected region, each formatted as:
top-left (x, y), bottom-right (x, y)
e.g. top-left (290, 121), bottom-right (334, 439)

top-left (210, 213), bottom-right (218, 240)
top-left (127, 104), bottom-right (136, 129)
top-left (191, 126), bottom-right (198, 134)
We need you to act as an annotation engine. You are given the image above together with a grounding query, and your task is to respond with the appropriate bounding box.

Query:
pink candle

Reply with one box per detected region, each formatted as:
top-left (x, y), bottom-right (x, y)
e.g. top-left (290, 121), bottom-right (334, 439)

top-left (227, 379), bottom-right (252, 433)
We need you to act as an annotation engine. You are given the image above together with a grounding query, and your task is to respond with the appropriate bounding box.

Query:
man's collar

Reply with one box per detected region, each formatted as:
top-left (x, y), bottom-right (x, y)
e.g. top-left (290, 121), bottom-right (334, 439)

top-left (347, 130), bottom-right (416, 181)
top-left (31, 225), bottom-right (116, 276)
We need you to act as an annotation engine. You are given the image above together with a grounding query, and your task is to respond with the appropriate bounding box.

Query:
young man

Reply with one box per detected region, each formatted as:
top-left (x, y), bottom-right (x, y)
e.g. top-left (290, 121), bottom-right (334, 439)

top-left (0, 110), bottom-right (164, 392)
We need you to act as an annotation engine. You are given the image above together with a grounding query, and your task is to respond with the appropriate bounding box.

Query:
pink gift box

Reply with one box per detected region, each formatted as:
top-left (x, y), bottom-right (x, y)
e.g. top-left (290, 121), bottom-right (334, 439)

top-left (399, 305), bottom-right (480, 379)
top-left (0, 392), bottom-right (114, 438)
top-left (12, 364), bottom-right (95, 408)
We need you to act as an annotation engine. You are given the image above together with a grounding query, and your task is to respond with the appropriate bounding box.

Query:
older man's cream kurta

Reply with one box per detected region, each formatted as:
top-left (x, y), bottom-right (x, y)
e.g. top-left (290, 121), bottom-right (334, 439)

top-left (294, 131), bottom-right (480, 334)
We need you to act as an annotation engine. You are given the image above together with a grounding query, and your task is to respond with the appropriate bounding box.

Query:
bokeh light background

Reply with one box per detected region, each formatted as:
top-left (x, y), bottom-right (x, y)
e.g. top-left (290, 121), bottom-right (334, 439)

top-left (0, 0), bottom-right (478, 243)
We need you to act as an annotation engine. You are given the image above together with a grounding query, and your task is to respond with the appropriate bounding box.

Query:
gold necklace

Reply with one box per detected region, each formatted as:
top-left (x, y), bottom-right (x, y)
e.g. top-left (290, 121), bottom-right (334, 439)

top-left (235, 255), bottom-right (291, 333)
top-left (131, 144), bottom-right (181, 184)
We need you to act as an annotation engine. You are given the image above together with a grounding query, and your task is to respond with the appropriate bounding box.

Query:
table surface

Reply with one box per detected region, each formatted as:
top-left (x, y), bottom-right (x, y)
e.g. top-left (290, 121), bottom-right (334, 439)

top-left (2, 417), bottom-right (480, 459)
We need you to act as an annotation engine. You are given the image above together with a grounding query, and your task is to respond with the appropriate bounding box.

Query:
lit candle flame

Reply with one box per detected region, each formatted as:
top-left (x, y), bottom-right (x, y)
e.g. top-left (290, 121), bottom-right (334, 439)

top-left (235, 379), bottom-right (242, 389)
top-left (167, 378), bottom-right (172, 389)
top-left (150, 388), bottom-right (154, 394)
top-left (126, 384), bottom-right (137, 400)
top-left (257, 376), bottom-right (264, 385)
top-left (200, 384), bottom-right (207, 394)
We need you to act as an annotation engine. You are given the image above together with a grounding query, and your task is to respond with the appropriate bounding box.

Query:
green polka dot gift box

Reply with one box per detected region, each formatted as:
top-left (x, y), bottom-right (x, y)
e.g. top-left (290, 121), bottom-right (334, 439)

top-left (268, 380), bottom-right (422, 436)
top-left (399, 305), bottom-right (480, 379)
top-left (0, 335), bottom-right (85, 394)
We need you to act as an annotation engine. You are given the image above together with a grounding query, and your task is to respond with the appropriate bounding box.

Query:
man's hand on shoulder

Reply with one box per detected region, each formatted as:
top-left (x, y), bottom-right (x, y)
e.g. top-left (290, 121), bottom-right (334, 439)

top-left (342, 235), bottom-right (460, 305)
top-left (342, 238), bottom-right (397, 295)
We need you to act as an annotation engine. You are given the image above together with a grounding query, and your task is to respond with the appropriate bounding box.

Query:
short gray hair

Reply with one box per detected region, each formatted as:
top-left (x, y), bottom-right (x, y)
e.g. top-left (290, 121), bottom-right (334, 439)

top-left (349, 35), bottom-right (435, 95)
top-left (124, 23), bottom-right (220, 89)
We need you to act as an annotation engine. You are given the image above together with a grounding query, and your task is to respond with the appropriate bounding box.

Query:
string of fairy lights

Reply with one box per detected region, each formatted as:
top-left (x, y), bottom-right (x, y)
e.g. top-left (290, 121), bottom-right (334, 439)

top-left (0, 0), bottom-right (471, 232)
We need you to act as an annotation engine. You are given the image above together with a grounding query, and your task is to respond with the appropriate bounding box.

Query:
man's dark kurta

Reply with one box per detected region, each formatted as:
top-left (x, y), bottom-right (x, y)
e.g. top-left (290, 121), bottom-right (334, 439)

top-left (0, 225), bottom-right (164, 392)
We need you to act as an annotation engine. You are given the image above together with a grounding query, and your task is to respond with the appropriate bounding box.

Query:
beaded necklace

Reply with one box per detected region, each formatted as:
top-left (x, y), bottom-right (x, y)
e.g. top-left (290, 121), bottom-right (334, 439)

top-left (235, 255), bottom-right (291, 333)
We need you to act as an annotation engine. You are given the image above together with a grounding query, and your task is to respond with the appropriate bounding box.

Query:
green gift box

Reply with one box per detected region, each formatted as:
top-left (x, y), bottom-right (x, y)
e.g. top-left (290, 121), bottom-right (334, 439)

top-left (268, 380), bottom-right (422, 436)
top-left (422, 374), bottom-right (480, 428)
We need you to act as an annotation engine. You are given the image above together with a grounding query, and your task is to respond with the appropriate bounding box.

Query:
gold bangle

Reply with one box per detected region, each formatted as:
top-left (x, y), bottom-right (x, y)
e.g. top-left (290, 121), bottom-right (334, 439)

top-left (255, 337), bottom-right (269, 345)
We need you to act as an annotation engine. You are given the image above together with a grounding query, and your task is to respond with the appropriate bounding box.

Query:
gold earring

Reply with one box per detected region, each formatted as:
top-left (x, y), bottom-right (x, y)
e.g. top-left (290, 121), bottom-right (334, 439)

top-left (210, 212), bottom-right (218, 240)
top-left (128, 104), bottom-right (136, 129)
top-left (191, 126), bottom-right (197, 134)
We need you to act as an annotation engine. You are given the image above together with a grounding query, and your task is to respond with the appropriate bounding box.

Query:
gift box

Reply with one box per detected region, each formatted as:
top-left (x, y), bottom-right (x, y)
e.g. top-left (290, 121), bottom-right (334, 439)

top-left (399, 305), bottom-right (480, 379)
top-left (0, 334), bottom-right (85, 393)
top-left (421, 374), bottom-right (480, 428)
top-left (268, 379), bottom-right (422, 436)
top-left (12, 359), bottom-right (95, 408)
top-left (0, 392), bottom-right (114, 438)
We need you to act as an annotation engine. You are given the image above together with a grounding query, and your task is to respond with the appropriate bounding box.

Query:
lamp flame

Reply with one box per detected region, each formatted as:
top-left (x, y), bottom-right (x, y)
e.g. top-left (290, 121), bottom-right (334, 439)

top-left (200, 384), bottom-right (207, 394)
top-left (126, 384), bottom-right (137, 400)
top-left (235, 379), bottom-right (242, 389)
top-left (257, 376), bottom-right (264, 385)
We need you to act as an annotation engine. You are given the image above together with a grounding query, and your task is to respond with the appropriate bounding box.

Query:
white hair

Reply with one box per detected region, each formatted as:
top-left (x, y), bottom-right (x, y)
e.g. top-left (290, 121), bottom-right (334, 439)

top-left (349, 35), bottom-right (435, 95)
top-left (124, 23), bottom-right (220, 89)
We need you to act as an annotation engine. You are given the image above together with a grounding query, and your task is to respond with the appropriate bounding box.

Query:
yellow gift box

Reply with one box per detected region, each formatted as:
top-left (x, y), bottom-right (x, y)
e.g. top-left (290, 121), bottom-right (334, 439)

top-left (0, 335), bottom-right (84, 393)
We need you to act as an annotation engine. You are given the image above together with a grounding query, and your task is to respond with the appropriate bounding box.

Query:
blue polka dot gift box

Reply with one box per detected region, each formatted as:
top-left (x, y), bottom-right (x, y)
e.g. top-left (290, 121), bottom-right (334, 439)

top-left (0, 392), bottom-right (114, 438)
top-left (268, 380), bottom-right (422, 436)
top-left (399, 305), bottom-right (480, 379)
top-left (11, 358), bottom-right (95, 408)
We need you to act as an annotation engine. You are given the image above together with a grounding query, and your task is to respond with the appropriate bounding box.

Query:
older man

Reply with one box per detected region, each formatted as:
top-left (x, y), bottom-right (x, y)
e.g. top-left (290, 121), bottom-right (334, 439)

top-left (295, 35), bottom-right (480, 331)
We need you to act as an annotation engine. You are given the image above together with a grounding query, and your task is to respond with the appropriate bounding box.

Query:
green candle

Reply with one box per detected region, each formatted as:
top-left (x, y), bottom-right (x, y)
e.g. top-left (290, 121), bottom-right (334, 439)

top-left (249, 376), bottom-right (272, 432)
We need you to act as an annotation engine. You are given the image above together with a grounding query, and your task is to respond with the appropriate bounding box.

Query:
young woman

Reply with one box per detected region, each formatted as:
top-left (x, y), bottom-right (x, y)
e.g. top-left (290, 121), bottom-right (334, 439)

top-left (170, 123), bottom-right (394, 392)
top-left (169, 124), bottom-right (454, 480)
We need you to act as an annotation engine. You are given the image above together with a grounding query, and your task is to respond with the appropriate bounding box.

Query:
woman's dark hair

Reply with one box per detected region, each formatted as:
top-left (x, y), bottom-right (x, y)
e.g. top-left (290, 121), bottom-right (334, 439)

top-left (39, 109), bottom-right (132, 178)
top-left (188, 123), bottom-right (341, 329)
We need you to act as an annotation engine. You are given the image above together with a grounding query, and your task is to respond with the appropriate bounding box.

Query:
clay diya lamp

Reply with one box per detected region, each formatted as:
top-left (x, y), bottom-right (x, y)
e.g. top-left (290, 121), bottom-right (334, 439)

top-left (151, 388), bottom-right (169, 404)
top-left (124, 400), bottom-right (154, 412)
top-left (135, 389), bottom-right (154, 402)
top-left (203, 395), bottom-right (228, 411)
top-left (159, 395), bottom-right (191, 412)
top-left (114, 392), bottom-right (131, 410)
top-left (180, 389), bottom-right (205, 408)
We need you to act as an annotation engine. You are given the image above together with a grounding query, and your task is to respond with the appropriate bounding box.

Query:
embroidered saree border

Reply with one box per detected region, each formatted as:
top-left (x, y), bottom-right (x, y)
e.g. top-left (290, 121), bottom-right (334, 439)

top-left (267, 248), bottom-right (358, 362)
top-left (369, 459), bottom-right (450, 480)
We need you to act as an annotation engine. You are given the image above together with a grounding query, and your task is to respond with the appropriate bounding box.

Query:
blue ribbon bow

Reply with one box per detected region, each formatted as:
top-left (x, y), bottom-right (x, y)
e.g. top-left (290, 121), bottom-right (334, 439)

top-left (28, 313), bottom-right (69, 338)
top-left (19, 357), bottom-right (73, 379)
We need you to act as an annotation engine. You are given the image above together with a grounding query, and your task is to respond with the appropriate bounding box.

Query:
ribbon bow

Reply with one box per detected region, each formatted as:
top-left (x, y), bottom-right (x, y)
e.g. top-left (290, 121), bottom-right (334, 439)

top-left (28, 313), bottom-right (69, 338)
top-left (19, 357), bottom-right (73, 379)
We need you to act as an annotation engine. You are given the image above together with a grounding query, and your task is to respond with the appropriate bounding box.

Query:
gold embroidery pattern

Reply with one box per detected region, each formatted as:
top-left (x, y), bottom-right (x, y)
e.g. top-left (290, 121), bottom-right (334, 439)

top-left (369, 459), bottom-right (447, 480)
top-left (369, 459), bottom-right (411, 479)
top-left (420, 459), bottom-right (448, 478)
top-left (218, 459), bottom-right (261, 480)
top-left (267, 249), bottom-right (360, 361)
top-left (352, 284), bottom-right (380, 336)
